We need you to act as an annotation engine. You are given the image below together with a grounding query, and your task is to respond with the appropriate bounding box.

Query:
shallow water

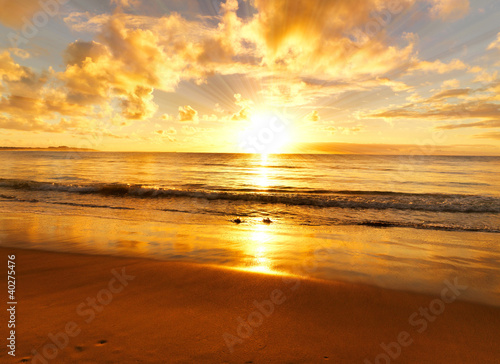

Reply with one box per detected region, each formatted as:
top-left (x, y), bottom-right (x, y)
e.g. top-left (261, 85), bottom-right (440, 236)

top-left (1, 152), bottom-right (499, 232)
top-left (0, 152), bottom-right (499, 305)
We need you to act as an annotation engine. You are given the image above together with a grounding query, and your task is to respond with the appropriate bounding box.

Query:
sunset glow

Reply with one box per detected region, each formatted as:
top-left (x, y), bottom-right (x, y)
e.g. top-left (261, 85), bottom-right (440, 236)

top-left (0, 0), bottom-right (498, 154)
top-left (1, 2), bottom-right (500, 362)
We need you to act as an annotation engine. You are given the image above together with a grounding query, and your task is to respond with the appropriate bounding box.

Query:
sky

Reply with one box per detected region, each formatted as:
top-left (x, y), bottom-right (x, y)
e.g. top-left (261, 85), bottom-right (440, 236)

top-left (0, 0), bottom-right (499, 154)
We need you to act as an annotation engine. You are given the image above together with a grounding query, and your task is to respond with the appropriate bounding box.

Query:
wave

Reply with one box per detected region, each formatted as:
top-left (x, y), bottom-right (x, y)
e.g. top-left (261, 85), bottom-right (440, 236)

top-left (353, 220), bottom-right (499, 233)
top-left (0, 196), bottom-right (134, 210)
top-left (201, 163), bottom-right (303, 169)
top-left (1, 178), bottom-right (499, 213)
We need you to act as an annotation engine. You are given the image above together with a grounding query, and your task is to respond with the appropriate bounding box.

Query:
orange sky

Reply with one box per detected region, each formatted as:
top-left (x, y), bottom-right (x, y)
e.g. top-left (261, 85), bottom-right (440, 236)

top-left (0, 0), bottom-right (499, 154)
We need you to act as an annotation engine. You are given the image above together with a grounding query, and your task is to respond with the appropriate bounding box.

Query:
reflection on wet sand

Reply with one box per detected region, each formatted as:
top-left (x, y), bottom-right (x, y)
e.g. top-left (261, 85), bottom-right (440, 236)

top-left (237, 224), bottom-right (279, 275)
top-left (1, 211), bottom-right (500, 306)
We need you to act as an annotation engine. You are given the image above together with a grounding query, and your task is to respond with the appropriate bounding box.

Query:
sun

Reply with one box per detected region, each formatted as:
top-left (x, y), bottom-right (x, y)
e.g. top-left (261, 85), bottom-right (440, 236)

top-left (238, 111), bottom-right (293, 154)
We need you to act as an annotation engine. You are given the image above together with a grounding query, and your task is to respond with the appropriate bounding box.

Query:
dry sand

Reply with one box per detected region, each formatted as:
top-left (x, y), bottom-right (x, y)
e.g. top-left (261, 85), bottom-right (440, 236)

top-left (1, 247), bottom-right (499, 363)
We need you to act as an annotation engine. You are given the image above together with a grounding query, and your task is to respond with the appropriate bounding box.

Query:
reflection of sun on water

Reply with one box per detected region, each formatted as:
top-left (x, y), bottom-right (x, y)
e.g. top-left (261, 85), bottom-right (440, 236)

top-left (253, 167), bottom-right (269, 189)
top-left (233, 154), bottom-right (283, 275)
top-left (251, 154), bottom-right (276, 189)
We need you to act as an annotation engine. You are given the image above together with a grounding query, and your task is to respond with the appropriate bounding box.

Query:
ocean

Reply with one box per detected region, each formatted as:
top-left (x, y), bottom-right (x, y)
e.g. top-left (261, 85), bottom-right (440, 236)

top-left (1, 152), bottom-right (499, 305)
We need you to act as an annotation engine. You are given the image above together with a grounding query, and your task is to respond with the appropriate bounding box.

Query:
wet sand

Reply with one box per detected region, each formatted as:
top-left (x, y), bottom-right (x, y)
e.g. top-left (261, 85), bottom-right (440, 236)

top-left (0, 247), bottom-right (499, 363)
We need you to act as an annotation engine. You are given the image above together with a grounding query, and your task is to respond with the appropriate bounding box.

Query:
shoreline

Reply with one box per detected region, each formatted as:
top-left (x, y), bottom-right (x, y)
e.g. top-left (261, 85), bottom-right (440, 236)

top-left (1, 210), bottom-right (499, 307)
top-left (1, 247), bottom-right (499, 363)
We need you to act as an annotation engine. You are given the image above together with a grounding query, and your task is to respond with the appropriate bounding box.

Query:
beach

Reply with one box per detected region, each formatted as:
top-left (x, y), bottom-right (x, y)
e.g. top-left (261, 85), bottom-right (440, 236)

top-left (1, 0), bottom-right (500, 361)
top-left (1, 247), bottom-right (499, 363)
top-left (1, 152), bottom-right (499, 363)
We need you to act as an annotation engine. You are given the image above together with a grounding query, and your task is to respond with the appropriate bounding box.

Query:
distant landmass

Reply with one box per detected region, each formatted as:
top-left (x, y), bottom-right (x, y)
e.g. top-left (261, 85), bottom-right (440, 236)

top-left (0, 146), bottom-right (97, 151)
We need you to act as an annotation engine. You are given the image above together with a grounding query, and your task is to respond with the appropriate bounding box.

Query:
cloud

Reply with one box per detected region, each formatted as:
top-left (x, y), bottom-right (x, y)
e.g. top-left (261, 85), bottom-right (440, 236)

top-left (0, 51), bottom-right (30, 82)
top-left (246, 0), bottom-right (419, 80)
top-left (182, 126), bottom-right (198, 135)
top-left (372, 101), bottom-right (500, 120)
top-left (7, 48), bottom-right (30, 59)
top-left (0, 113), bottom-right (95, 133)
top-left (409, 59), bottom-right (467, 74)
top-left (55, 0), bottom-right (475, 116)
top-left (259, 80), bottom-right (316, 107)
top-left (202, 114), bottom-right (218, 122)
top-left (437, 120), bottom-right (500, 130)
top-left (0, 50), bottom-right (93, 128)
top-left (321, 125), bottom-right (363, 136)
top-left (428, 88), bottom-right (471, 101)
top-left (120, 86), bottom-right (158, 120)
top-left (231, 108), bottom-right (251, 121)
top-left (376, 78), bottom-right (412, 92)
top-left (178, 105), bottom-right (199, 122)
top-left (442, 79), bottom-right (460, 89)
top-left (1, 9), bottom-right (231, 131)
top-left (428, 0), bottom-right (470, 21)
top-left (306, 111), bottom-right (320, 122)
top-left (368, 74), bottom-right (500, 138)
top-left (369, 78), bottom-right (500, 127)
top-left (63, 40), bottom-right (109, 66)
top-left (111, 0), bottom-right (140, 8)
top-left (0, 0), bottom-right (488, 139)
top-left (474, 132), bottom-right (500, 140)
top-left (59, 13), bottom-right (205, 119)
top-left (231, 93), bottom-right (252, 120)
top-left (0, 0), bottom-right (42, 28)
top-left (155, 127), bottom-right (177, 141)
top-left (473, 71), bottom-right (498, 84)
top-left (487, 33), bottom-right (500, 51)
top-left (64, 12), bottom-right (110, 33)
top-left (0, 114), bottom-right (57, 132)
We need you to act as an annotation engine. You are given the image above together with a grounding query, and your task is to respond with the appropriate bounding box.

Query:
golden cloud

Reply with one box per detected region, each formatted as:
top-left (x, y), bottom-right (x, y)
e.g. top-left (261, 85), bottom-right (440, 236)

top-left (246, 0), bottom-right (418, 78)
top-left (429, 88), bottom-right (471, 101)
top-left (111, 0), bottom-right (140, 8)
top-left (427, 0), bottom-right (470, 21)
top-left (0, 51), bottom-right (89, 119)
top-left (0, 51), bottom-right (30, 82)
top-left (306, 111), bottom-right (320, 122)
top-left (178, 105), bottom-right (199, 123)
top-left (372, 101), bottom-right (500, 120)
top-left (0, 0), bottom-right (491, 137)
top-left (230, 93), bottom-right (253, 121)
top-left (368, 76), bottom-right (500, 133)
top-left (409, 59), bottom-right (468, 74)
top-left (438, 120), bottom-right (500, 130)
top-left (0, 0), bottom-right (42, 28)
top-left (442, 79), bottom-right (460, 89)
top-left (474, 131), bottom-right (500, 140)
top-left (487, 33), bottom-right (500, 51)
top-left (57, 0), bottom-right (474, 114)
top-left (155, 127), bottom-right (177, 142)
